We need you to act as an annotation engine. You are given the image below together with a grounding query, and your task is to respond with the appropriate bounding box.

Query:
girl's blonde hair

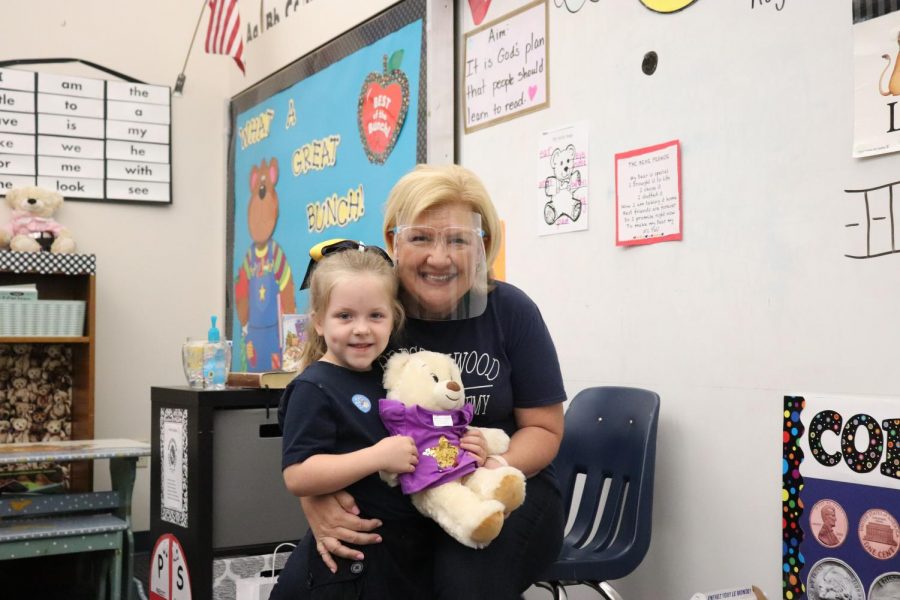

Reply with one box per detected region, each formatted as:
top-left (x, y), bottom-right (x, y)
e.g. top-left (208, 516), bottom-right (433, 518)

top-left (298, 249), bottom-right (404, 371)
top-left (383, 164), bottom-right (501, 277)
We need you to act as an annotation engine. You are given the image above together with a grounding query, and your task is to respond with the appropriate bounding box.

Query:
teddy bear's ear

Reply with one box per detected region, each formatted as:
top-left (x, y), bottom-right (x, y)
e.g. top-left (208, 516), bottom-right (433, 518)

top-left (383, 351), bottom-right (412, 390)
top-left (269, 157), bottom-right (279, 184)
top-left (250, 165), bottom-right (260, 192)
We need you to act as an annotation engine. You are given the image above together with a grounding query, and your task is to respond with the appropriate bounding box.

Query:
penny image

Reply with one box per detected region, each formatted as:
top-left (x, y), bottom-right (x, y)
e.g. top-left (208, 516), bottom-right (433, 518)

top-left (806, 558), bottom-right (864, 600)
top-left (869, 572), bottom-right (900, 600)
top-left (810, 499), bottom-right (848, 548)
top-left (859, 508), bottom-right (900, 560)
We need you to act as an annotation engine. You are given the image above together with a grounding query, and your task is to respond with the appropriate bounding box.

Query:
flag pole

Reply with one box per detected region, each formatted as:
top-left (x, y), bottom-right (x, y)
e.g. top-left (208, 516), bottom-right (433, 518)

top-left (174, 0), bottom-right (209, 95)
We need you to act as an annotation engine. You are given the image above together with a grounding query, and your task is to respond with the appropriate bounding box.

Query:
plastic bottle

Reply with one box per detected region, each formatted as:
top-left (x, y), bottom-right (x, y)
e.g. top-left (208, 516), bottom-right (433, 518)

top-left (203, 316), bottom-right (229, 390)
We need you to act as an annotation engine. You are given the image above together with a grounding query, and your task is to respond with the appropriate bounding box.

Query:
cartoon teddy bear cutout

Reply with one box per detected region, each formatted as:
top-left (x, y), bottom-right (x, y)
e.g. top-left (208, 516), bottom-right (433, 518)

top-left (543, 144), bottom-right (585, 226)
top-left (234, 158), bottom-right (296, 371)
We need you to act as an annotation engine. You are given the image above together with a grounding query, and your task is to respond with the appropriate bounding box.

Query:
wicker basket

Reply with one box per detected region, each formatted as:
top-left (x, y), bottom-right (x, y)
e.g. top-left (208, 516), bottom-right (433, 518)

top-left (0, 299), bottom-right (86, 336)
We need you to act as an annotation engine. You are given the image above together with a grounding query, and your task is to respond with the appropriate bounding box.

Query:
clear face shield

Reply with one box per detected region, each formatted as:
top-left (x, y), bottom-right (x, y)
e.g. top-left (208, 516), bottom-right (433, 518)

top-left (391, 209), bottom-right (489, 320)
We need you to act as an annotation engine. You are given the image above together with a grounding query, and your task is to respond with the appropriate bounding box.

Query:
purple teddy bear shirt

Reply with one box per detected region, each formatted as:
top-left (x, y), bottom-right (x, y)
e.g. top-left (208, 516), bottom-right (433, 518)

top-left (379, 399), bottom-right (478, 494)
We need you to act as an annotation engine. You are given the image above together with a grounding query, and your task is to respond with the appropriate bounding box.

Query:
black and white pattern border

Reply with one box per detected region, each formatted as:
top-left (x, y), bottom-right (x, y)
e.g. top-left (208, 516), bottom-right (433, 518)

top-left (160, 407), bottom-right (189, 529)
top-left (0, 251), bottom-right (96, 275)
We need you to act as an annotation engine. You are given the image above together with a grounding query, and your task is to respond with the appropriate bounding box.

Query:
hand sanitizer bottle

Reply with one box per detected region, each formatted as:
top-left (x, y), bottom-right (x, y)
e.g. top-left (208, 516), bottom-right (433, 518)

top-left (203, 316), bottom-right (229, 390)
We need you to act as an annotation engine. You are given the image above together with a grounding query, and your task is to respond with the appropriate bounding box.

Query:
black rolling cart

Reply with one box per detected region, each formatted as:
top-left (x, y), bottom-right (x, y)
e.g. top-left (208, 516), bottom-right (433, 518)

top-left (149, 386), bottom-right (308, 600)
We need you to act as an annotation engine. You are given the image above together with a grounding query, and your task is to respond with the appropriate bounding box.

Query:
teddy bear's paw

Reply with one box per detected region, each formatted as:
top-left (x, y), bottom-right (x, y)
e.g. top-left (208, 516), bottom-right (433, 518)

top-left (50, 237), bottom-right (75, 254)
top-left (464, 466), bottom-right (525, 513)
top-left (470, 502), bottom-right (505, 547)
top-left (471, 426), bottom-right (510, 455)
top-left (493, 469), bottom-right (526, 513)
top-left (10, 236), bottom-right (41, 253)
top-left (379, 470), bottom-right (399, 487)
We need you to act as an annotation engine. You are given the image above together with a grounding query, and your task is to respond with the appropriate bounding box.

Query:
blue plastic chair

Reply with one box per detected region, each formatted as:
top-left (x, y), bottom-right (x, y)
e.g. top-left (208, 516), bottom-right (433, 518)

top-left (534, 386), bottom-right (660, 600)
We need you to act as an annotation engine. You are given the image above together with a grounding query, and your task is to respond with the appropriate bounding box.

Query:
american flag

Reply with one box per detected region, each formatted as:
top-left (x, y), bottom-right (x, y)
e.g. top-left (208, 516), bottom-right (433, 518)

top-left (205, 0), bottom-right (245, 73)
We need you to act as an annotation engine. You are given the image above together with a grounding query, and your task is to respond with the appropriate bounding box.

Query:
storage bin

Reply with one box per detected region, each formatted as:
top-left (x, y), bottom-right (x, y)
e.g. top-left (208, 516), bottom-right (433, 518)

top-left (0, 299), bottom-right (86, 336)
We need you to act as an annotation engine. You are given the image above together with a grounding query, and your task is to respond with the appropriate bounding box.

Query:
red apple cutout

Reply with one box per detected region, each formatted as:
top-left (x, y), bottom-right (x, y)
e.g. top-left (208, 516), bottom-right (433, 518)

top-left (358, 51), bottom-right (410, 165)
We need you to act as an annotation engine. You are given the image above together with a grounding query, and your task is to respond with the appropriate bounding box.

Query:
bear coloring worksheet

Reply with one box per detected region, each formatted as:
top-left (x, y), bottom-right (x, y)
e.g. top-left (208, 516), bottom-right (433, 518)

top-left (536, 122), bottom-right (589, 236)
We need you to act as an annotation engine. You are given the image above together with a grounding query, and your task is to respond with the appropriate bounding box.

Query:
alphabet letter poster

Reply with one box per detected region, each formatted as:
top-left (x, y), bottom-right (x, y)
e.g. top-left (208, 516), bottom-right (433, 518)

top-left (783, 394), bottom-right (900, 600)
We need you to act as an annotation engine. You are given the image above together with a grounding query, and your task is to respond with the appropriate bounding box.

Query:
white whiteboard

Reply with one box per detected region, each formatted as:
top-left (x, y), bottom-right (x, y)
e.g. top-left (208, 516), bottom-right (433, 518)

top-left (458, 1), bottom-right (900, 599)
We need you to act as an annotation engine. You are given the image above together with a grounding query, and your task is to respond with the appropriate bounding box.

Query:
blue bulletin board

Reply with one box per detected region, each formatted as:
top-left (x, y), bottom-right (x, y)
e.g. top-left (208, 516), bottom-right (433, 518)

top-left (226, 0), bottom-right (451, 372)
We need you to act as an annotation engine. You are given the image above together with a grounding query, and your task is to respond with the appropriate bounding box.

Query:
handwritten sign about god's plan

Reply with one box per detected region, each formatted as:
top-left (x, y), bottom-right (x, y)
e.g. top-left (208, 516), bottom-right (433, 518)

top-left (463, 0), bottom-right (548, 133)
top-left (615, 140), bottom-right (682, 246)
top-left (0, 67), bottom-right (171, 204)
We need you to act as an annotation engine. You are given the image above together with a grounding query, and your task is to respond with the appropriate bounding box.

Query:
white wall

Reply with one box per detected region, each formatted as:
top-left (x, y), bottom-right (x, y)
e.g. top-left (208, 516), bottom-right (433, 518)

top-left (457, 1), bottom-right (899, 600)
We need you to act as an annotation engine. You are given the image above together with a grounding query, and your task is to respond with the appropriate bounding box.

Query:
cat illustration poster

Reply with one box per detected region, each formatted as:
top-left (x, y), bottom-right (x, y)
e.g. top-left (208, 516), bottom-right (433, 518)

top-left (853, 2), bottom-right (900, 157)
top-left (536, 122), bottom-right (589, 236)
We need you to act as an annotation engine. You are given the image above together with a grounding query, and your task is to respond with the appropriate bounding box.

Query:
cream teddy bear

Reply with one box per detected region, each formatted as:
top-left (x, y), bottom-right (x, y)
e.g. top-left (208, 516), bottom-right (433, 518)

top-left (1, 186), bottom-right (76, 253)
top-left (379, 350), bottom-right (526, 549)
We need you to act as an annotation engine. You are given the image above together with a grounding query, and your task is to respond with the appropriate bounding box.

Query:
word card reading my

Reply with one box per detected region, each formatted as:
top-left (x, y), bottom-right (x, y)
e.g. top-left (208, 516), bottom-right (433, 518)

top-left (464, 0), bottom-right (548, 133)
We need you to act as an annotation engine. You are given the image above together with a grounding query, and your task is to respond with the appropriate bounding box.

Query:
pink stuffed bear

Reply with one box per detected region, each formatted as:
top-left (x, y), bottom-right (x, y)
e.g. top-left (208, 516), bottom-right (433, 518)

top-left (1, 186), bottom-right (76, 253)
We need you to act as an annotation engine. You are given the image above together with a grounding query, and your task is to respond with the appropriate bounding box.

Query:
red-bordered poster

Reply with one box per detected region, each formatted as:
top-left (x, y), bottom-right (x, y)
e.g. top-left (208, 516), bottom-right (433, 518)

top-left (614, 139), bottom-right (682, 246)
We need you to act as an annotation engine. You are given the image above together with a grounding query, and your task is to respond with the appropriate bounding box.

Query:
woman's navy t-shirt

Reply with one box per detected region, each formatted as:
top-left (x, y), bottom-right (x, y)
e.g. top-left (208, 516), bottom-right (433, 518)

top-left (387, 280), bottom-right (566, 438)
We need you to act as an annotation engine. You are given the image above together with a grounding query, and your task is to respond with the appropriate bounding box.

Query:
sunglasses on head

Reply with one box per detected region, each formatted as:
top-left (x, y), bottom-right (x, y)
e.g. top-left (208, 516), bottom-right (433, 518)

top-left (299, 239), bottom-right (394, 290)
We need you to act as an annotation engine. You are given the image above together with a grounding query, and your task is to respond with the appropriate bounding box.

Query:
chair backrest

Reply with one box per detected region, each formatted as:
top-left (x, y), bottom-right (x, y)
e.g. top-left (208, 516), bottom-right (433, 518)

top-left (554, 386), bottom-right (660, 572)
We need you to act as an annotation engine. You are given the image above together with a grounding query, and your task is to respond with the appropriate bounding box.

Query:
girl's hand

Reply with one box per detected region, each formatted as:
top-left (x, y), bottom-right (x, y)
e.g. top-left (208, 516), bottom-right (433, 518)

top-left (300, 492), bottom-right (383, 572)
top-left (460, 427), bottom-right (488, 466)
top-left (373, 435), bottom-right (418, 474)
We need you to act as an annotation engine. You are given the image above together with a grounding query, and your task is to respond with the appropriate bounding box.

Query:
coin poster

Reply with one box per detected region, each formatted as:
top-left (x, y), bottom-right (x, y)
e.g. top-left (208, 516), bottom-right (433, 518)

top-left (783, 394), bottom-right (900, 600)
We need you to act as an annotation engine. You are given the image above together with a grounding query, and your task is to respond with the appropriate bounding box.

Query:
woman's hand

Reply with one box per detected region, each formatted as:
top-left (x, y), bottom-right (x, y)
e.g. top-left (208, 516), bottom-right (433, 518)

top-left (300, 491), bottom-right (383, 572)
top-left (460, 427), bottom-right (489, 466)
top-left (372, 435), bottom-right (418, 473)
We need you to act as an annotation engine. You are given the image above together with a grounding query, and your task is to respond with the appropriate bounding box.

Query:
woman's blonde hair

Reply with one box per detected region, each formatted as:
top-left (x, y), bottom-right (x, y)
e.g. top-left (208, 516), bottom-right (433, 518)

top-left (383, 164), bottom-right (501, 276)
top-left (298, 249), bottom-right (404, 371)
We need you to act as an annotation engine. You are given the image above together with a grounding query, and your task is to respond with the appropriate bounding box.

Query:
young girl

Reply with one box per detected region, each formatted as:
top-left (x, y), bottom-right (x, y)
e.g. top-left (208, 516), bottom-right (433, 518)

top-left (271, 242), bottom-right (434, 600)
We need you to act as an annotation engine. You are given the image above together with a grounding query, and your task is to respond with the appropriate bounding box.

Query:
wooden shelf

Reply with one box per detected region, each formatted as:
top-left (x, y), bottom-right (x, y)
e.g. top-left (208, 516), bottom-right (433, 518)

top-left (0, 336), bottom-right (90, 344)
top-left (0, 258), bottom-right (95, 492)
